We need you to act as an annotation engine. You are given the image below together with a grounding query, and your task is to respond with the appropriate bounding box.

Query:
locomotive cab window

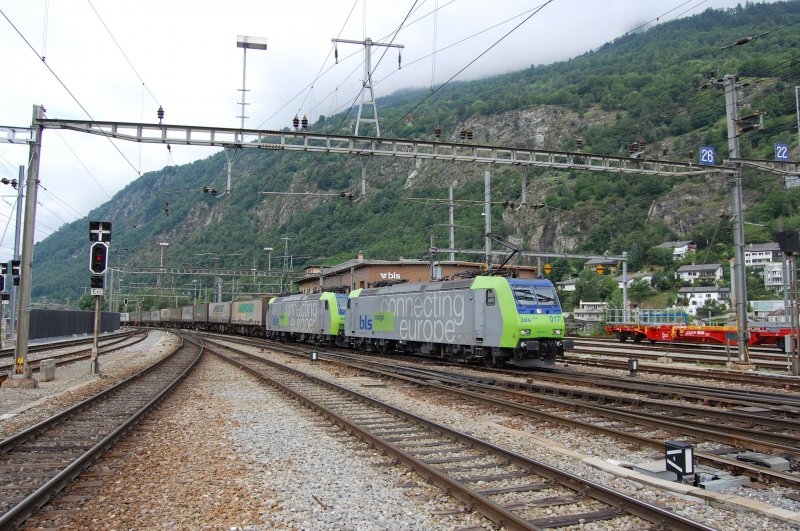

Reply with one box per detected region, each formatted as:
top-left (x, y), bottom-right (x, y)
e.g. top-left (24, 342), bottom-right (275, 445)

top-left (511, 283), bottom-right (558, 307)
top-left (486, 289), bottom-right (496, 306)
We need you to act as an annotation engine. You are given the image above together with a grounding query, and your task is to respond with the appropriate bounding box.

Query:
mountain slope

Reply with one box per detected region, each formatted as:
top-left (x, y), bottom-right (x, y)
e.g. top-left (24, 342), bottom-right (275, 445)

top-left (30, 1), bottom-right (800, 305)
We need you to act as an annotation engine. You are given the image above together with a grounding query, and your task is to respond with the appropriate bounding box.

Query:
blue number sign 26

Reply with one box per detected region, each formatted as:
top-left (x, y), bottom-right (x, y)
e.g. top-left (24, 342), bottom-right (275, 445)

top-left (699, 146), bottom-right (716, 166)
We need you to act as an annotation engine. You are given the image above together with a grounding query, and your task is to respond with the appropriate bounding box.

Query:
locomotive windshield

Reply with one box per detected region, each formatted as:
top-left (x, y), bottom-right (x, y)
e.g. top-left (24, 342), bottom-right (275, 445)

top-left (335, 295), bottom-right (347, 315)
top-left (511, 284), bottom-right (559, 307)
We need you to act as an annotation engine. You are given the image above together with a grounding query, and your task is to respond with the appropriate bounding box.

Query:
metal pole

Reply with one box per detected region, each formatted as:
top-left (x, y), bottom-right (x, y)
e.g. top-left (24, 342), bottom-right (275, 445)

top-left (484, 170), bottom-right (491, 270)
top-left (795, 85), bottom-right (800, 154)
top-left (792, 256), bottom-right (800, 375)
top-left (448, 183), bottom-right (455, 262)
top-left (785, 254), bottom-right (790, 328)
top-left (240, 46), bottom-right (248, 129)
top-left (9, 165), bottom-right (23, 343)
top-left (13, 105), bottom-right (44, 379)
top-left (622, 251), bottom-right (629, 322)
top-left (723, 74), bottom-right (750, 365)
top-left (91, 294), bottom-right (101, 374)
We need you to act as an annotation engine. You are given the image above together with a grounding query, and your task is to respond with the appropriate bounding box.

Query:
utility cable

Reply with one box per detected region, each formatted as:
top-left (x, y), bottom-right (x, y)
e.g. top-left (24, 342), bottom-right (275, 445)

top-left (87, 0), bottom-right (162, 108)
top-left (386, 0), bottom-right (556, 132)
top-left (51, 128), bottom-right (112, 199)
top-left (0, 7), bottom-right (141, 176)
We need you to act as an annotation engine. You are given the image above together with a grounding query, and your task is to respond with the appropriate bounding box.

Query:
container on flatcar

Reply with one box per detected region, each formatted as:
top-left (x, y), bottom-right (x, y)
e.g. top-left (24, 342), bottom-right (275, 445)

top-left (231, 298), bottom-right (269, 336)
top-left (231, 299), bottom-right (267, 326)
top-left (181, 305), bottom-right (193, 323)
top-left (168, 307), bottom-right (181, 324)
top-left (120, 312), bottom-right (130, 324)
top-left (209, 302), bottom-right (231, 323)
top-left (150, 310), bottom-right (161, 322)
top-left (160, 308), bottom-right (171, 322)
top-left (193, 303), bottom-right (209, 327)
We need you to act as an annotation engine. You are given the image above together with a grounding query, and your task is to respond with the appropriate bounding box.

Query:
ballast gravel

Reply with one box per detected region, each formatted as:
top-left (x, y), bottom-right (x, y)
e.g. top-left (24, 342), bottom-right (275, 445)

top-left (22, 338), bottom-right (495, 530)
top-left (4, 331), bottom-right (800, 530)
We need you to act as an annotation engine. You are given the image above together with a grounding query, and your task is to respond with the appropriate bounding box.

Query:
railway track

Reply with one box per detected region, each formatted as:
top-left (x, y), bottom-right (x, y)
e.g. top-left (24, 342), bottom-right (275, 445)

top-left (0, 330), bottom-right (149, 386)
top-left (571, 337), bottom-right (790, 370)
top-left (0, 333), bottom-right (202, 528)
top-left (0, 329), bottom-right (138, 360)
top-left (563, 356), bottom-right (800, 389)
top-left (201, 336), bottom-right (712, 530)
top-left (233, 337), bottom-right (800, 490)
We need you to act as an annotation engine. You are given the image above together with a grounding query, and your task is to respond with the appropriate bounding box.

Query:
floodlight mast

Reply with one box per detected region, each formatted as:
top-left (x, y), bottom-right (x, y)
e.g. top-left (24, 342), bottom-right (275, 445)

top-left (236, 35), bottom-right (267, 130)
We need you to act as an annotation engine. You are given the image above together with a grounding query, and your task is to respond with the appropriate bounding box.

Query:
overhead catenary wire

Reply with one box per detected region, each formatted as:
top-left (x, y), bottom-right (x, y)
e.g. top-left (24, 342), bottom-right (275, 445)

top-left (87, 0), bottom-right (162, 108)
top-left (0, 7), bottom-right (141, 176)
top-left (386, 0), bottom-right (556, 132)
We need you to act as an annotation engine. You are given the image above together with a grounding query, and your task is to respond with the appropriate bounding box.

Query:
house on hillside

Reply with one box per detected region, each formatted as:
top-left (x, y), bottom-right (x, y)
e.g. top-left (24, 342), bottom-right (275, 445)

top-left (583, 257), bottom-right (618, 274)
top-left (557, 278), bottom-right (577, 292)
top-left (676, 263), bottom-right (723, 284)
top-left (573, 301), bottom-right (608, 322)
top-left (677, 286), bottom-right (730, 315)
top-left (744, 242), bottom-right (781, 267)
top-left (751, 300), bottom-right (785, 322)
top-left (762, 262), bottom-right (785, 293)
top-left (614, 271), bottom-right (653, 289)
top-left (654, 240), bottom-right (696, 260)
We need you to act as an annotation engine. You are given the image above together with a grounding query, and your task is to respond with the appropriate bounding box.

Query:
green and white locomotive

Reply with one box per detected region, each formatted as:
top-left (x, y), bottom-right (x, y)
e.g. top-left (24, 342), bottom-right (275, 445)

top-left (266, 291), bottom-right (347, 344)
top-left (345, 276), bottom-right (572, 369)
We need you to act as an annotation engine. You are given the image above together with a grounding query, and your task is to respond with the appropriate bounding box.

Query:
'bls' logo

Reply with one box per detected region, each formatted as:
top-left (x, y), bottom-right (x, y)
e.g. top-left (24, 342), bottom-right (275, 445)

top-left (359, 315), bottom-right (373, 330)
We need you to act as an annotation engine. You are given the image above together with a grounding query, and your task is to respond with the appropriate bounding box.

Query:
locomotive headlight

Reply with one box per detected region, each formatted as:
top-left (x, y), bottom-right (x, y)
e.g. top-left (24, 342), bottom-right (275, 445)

top-left (553, 329), bottom-right (562, 335)
top-left (520, 329), bottom-right (531, 336)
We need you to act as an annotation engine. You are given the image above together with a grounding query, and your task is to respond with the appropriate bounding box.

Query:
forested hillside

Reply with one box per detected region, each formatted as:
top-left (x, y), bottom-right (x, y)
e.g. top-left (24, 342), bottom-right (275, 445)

top-left (30, 1), bottom-right (800, 307)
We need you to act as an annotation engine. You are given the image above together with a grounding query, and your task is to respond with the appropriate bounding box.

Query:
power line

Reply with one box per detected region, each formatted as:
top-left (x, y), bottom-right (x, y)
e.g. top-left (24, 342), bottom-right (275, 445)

top-left (87, 0), bottom-right (162, 108)
top-left (386, 0), bottom-right (556, 132)
top-left (0, 6), bottom-right (140, 176)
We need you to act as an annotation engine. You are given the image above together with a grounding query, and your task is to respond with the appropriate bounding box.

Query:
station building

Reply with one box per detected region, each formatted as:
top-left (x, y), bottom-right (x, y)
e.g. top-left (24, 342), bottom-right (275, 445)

top-left (295, 252), bottom-right (537, 294)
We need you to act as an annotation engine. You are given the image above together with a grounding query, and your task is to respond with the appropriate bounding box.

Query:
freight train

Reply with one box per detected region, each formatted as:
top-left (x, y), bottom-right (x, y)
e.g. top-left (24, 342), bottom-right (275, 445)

top-left (126, 276), bottom-right (573, 369)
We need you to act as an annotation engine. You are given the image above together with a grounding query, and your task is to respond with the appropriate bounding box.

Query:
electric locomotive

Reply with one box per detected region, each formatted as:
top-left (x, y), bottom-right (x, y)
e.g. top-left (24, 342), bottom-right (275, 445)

top-left (266, 291), bottom-right (347, 344)
top-left (346, 276), bottom-right (571, 369)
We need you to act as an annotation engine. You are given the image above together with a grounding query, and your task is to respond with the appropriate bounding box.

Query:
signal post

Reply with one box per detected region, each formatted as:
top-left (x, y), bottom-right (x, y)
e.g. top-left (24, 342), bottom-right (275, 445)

top-left (89, 221), bottom-right (111, 375)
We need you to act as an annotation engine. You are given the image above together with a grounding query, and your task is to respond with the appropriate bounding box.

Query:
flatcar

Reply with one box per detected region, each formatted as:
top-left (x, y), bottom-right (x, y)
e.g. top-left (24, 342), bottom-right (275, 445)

top-left (346, 276), bottom-right (571, 369)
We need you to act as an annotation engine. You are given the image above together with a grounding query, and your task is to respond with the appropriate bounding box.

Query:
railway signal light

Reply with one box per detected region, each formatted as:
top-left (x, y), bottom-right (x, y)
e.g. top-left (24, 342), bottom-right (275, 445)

top-left (89, 242), bottom-right (109, 275)
top-left (0, 274), bottom-right (4, 292)
top-left (11, 260), bottom-right (19, 285)
top-left (91, 275), bottom-right (104, 289)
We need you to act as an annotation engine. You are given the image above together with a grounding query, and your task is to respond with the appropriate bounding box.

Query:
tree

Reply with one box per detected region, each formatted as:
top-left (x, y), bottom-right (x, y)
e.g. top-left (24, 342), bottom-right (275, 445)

top-left (645, 247), bottom-right (675, 267)
top-left (77, 293), bottom-right (107, 311)
top-left (698, 298), bottom-right (728, 319)
top-left (573, 269), bottom-right (618, 303)
top-left (629, 279), bottom-right (653, 302)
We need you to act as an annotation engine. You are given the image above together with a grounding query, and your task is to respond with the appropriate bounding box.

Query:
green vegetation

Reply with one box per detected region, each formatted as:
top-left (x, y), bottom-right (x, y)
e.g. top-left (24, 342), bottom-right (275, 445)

top-left (28, 2), bottom-right (800, 310)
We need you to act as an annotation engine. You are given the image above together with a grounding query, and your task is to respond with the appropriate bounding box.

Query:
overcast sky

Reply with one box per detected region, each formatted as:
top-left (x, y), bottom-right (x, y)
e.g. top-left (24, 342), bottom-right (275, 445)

top-left (0, 0), bottom-right (772, 263)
